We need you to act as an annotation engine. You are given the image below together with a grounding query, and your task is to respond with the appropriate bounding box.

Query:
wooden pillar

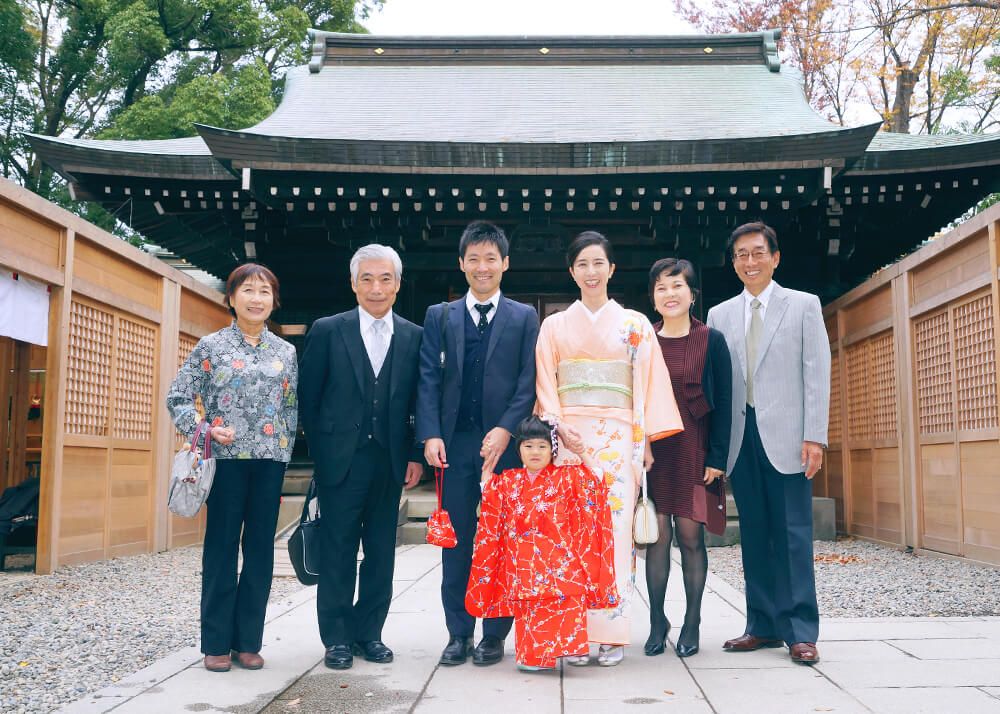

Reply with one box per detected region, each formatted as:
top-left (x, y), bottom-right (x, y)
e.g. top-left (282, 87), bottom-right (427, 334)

top-left (893, 271), bottom-right (919, 549)
top-left (836, 307), bottom-right (853, 534)
top-left (7, 340), bottom-right (30, 486)
top-left (153, 278), bottom-right (180, 552)
top-left (0, 337), bottom-right (11, 491)
top-left (36, 229), bottom-right (74, 574)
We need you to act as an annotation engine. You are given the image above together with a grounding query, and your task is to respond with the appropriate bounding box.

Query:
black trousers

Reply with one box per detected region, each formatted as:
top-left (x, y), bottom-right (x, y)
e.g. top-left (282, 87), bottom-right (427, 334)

top-left (201, 458), bottom-right (286, 656)
top-left (440, 430), bottom-right (513, 640)
top-left (316, 441), bottom-right (402, 647)
top-left (730, 407), bottom-right (819, 645)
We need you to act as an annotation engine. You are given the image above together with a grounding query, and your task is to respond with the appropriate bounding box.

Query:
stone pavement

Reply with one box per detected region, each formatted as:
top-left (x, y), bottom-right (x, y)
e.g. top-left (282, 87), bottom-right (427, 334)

top-left (61, 544), bottom-right (1000, 714)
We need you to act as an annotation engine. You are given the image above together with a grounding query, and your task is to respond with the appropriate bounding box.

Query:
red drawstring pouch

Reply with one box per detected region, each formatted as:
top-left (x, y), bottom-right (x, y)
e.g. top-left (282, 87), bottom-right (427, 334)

top-left (426, 467), bottom-right (457, 548)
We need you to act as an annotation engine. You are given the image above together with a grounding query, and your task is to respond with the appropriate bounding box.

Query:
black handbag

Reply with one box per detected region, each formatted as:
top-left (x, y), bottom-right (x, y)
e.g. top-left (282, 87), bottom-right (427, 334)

top-left (287, 479), bottom-right (321, 586)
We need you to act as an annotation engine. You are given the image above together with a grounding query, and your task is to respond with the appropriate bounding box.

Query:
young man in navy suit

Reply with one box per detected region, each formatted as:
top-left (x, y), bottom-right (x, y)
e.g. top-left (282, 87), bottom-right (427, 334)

top-left (416, 221), bottom-right (540, 666)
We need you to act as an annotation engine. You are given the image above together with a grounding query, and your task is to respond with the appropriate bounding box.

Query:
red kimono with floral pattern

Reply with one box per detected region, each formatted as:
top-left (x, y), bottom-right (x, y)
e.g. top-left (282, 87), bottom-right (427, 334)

top-left (465, 463), bottom-right (618, 667)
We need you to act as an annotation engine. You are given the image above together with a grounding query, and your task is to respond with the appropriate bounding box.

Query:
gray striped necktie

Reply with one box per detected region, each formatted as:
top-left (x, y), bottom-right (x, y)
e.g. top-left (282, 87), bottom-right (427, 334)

top-left (746, 298), bottom-right (763, 407)
top-left (370, 319), bottom-right (388, 376)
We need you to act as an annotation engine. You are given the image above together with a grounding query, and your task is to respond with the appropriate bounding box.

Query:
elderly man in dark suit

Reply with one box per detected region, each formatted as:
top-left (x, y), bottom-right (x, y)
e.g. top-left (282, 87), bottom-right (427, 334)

top-left (298, 244), bottom-right (423, 670)
top-left (416, 221), bottom-right (540, 667)
top-left (707, 221), bottom-right (831, 665)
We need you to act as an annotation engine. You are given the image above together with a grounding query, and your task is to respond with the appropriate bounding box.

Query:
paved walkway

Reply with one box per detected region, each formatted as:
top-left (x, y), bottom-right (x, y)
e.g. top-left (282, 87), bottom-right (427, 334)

top-left (61, 544), bottom-right (1000, 714)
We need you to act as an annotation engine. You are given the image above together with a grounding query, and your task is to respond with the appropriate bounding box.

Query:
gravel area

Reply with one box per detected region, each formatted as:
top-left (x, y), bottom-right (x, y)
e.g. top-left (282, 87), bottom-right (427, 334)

top-left (0, 546), bottom-right (306, 714)
top-left (707, 536), bottom-right (1000, 617)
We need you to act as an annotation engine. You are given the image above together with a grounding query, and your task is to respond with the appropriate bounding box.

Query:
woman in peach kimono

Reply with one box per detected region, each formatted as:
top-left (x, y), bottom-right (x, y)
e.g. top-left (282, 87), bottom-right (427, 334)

top-left (535, 231), bottom-right (683, 666)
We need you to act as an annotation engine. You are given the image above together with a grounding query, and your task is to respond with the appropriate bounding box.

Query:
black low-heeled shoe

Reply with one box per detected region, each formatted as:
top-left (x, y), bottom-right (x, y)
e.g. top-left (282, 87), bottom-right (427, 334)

top-left (675, 625), bottom-right (700, 658)
top-left (643, 622), bottom-right (671, 656)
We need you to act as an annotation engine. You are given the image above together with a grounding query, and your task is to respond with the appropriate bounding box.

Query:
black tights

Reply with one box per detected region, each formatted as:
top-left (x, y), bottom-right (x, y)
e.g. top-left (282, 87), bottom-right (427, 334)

top-left (645, 513), bottom-right (707, 648)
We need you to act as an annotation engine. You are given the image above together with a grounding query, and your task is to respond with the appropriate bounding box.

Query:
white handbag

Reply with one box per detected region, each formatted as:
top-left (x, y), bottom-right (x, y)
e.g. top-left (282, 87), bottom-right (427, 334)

top-left (168, 421), bottom-right (216, 518)
top-left (633, 469), bottom-right (659, 545)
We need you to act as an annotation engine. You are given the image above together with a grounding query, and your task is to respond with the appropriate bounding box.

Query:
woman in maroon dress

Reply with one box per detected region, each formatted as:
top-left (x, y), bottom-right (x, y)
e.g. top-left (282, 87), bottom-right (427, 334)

top-left (645, 258), bottom-right (732, 658)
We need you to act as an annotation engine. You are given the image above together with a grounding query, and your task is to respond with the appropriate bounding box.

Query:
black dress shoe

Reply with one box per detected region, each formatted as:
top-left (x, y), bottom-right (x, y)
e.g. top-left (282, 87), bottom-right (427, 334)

top-left (439, 636), bottom-right (474, 665)
top-left (675, 625), bottom-right (699, 658)
top-left (324, 644), bottom-right (353, 670)
top-left (353, 640), bottom-right (394, 663)
top-left (472, 636), bottom-right (504, 666)
top-left (644, 621), bottom-right (670, 656)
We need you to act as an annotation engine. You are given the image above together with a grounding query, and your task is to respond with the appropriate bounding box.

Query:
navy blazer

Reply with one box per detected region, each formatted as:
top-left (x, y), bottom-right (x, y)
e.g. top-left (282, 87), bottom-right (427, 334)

top-left (415, 295), bottom-right (539, 471)
top-left (298, 308), bottom-right (423, 486)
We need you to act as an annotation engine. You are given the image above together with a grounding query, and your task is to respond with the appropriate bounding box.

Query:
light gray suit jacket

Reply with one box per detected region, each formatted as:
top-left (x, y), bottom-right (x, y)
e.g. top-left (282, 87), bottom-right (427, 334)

top-left (706, 282), bottom-right (831, 475)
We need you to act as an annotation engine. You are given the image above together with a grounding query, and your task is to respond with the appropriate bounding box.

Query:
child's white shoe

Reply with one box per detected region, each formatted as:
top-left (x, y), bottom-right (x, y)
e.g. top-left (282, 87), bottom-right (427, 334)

top-left (597, 644), bottom-right (624, 666)
top-left (564, 653), bottom-right (590, 666)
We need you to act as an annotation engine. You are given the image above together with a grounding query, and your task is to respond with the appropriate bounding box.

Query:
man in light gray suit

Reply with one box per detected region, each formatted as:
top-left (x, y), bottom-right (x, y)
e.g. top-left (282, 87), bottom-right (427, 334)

top-left (706, 221), bottom-right (830, 665)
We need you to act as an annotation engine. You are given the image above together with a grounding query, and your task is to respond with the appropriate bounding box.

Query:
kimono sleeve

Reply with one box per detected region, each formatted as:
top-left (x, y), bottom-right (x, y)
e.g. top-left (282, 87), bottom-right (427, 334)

top-left (569, 465), bottom-right (619, 610)
top-left (465, 477), bottom-right (512, 619)
top-left (534, 316), bottom-right (562, 420)
top-left (637, 317), bottom-right (683, 442)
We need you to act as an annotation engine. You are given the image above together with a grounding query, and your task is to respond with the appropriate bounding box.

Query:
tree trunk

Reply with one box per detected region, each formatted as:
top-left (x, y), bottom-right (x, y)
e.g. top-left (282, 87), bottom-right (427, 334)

top-left (889, 66), bottom-right (917, 133)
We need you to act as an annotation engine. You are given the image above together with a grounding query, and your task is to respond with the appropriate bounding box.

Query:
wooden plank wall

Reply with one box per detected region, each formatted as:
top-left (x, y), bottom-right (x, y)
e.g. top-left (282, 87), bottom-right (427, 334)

top-left (823, 204), bottom-right (1000, 567)
top-left (0, 178), bottom-right (229, 573)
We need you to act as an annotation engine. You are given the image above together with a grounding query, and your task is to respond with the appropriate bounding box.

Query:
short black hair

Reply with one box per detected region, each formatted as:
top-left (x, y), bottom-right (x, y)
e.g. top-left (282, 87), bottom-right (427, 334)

top-left (648, 257), bottom-right (700, 306)
top-left (459, 221), bottom-right (509, 259)
top-left (224, 263), bottom-right (281, 317)
top-left (566, 230), bottom-right (615, 268)
top-left (726, 222), bottom-right (779, 261)
top-left (514, 415), bottom-right (554, 446)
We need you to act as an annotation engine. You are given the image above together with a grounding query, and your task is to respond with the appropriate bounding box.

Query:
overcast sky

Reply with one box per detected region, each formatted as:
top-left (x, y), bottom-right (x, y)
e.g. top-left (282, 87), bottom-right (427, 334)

top-left (364, 0), bottom-right (694, 36)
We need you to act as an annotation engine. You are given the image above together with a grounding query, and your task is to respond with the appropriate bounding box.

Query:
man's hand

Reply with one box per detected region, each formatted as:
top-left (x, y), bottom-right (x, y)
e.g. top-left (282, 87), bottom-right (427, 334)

top-left (424, 438), bottom-right (447, 468)
top-left (556, 422), bottom-right (584, 456)
top-left (801, 441), bottom-right (823, 480)
top-left (404, 461), bottom-right (423, 489)
top-left (704, 467), bottom-right (724, 485)
top-left (480, 427), bottom-right (511, 477)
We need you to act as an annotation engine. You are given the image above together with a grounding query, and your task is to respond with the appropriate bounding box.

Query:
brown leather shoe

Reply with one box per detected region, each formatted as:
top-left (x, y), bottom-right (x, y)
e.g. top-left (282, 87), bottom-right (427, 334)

top-left (232, 651), bottom-right (265, 670)
top-left (722, 634), bottom-right (785, 652)
top-left (203, 654), bottom-right (231, 672)
top-left (789, 642), bottom-right (820, 665)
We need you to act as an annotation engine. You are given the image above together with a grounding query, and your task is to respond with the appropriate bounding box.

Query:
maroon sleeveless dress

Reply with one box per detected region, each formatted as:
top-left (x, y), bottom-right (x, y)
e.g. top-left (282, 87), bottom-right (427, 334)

top-left (648, 333), bottom-right (709, 523)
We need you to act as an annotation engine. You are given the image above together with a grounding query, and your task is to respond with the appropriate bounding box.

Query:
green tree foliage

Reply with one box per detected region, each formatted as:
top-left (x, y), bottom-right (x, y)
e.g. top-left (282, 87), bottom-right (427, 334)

top-left (0, 0), bottom-right (380, 216)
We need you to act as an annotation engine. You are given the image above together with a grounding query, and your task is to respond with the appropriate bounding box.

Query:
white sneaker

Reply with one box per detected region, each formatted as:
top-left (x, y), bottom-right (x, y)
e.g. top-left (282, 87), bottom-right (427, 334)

top-left (597, 644), bottom-right (624, 666)
top-left (564, 654), bottom-right (590, 666)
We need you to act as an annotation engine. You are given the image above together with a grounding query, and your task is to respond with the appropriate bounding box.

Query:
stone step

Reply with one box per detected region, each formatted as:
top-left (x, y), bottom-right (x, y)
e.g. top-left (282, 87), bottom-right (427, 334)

top-left (282, 466), bottom-right (312, 495)
top-left (397, 521), bottom-right (427, 546)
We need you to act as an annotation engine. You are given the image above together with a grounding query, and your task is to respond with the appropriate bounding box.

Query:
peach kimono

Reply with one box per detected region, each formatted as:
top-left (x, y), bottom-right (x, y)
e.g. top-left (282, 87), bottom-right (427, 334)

top-left (535, 299), bottom-right (682, 645)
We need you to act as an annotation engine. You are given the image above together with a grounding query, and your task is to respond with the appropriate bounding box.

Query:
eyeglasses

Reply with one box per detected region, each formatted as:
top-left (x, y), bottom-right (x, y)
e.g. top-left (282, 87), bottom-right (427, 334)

top-left (733, 248), bottom-right (770, 262)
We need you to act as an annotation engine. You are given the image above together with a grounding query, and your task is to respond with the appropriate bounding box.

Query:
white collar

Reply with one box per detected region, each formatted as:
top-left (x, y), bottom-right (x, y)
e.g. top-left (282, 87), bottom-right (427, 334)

top-left (358, 306), bottom-right (394, 335)
top-left (577, 298), bottom-right (616, 323)
top-left (466, 290), bottom-right (501, 311)
top-left (742, 281), bottom-right (776, 309)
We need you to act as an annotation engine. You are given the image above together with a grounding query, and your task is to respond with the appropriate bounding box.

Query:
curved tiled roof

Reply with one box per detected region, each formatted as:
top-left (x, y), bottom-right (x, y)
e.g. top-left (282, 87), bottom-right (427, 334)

top-left (243, 63), bottom-right (836, 143)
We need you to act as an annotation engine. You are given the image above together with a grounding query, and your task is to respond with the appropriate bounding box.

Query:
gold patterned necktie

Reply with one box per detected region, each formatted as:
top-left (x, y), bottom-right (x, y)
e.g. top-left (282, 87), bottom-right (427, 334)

top-left (746, 298), bottom-right (763, 407)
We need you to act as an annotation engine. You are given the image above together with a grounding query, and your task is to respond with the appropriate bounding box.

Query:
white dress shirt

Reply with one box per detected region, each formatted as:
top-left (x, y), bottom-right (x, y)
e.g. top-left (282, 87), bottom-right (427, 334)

top-left (742, 281), bottom-right (776, 333)
top-left (465, 290), bottom-right (501, 325)
top-left (358, 306), bottom-right (394, 372)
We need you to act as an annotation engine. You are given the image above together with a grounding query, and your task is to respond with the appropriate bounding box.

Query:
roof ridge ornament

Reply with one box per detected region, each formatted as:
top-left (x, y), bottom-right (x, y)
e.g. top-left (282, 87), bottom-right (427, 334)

top-left (308, 29), bottom-right (333, 73)
top-left (762, 29), bottom-right (781, 72)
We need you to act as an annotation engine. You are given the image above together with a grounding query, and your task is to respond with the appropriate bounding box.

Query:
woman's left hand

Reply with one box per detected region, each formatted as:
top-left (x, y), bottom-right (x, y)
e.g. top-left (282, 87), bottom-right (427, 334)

top-left (642, 439), bottom-right (654, 471)
top-left (703, 467), bottom-right (724, 485)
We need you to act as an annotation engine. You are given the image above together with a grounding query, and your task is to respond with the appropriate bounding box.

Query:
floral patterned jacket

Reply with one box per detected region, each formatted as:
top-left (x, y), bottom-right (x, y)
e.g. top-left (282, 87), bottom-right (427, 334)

top-left (166, 322), bottom-right (298, 462)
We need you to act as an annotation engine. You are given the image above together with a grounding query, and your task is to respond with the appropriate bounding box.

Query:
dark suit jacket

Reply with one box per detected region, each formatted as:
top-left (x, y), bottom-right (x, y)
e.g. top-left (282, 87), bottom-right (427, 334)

top-left (298, 308), bottom-right (423, 486)
top-left (415, 295), bottom-right (539, 471)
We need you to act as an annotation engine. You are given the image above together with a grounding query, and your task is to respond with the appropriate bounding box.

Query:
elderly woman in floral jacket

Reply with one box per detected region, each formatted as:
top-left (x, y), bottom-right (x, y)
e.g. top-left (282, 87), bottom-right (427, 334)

top-left (166, 263), bottom-right (297, 673)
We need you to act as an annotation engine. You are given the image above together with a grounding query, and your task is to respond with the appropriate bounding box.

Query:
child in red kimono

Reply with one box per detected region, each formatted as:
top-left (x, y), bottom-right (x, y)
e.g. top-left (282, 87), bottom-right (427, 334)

top-left (465, 416), bottom-right (618, 671)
